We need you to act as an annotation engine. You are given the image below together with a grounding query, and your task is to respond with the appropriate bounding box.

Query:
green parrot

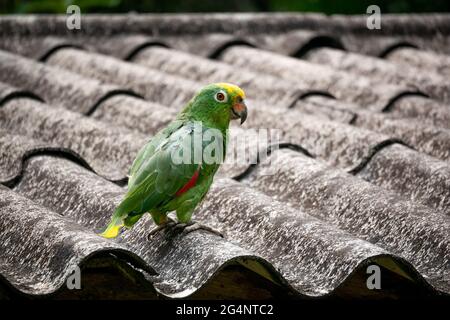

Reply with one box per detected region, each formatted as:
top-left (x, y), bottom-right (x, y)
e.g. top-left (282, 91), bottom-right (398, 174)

top-left (100, 83), bottom-right (247, 238)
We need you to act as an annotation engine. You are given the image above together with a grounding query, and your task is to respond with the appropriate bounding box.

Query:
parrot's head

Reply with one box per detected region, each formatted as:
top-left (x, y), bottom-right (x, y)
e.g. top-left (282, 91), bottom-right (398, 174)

top-left (182, 83), bottom-right (248, 129)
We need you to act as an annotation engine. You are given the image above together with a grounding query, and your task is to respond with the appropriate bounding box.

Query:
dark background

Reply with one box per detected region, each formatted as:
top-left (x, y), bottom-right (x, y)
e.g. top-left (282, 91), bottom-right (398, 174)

top-left (1, 0), bottom-right (449, 14)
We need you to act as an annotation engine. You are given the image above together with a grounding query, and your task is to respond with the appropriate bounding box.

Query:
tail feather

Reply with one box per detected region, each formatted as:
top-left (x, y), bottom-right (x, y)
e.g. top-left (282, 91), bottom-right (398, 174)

top-left (100, 212), bottom-right (125, 239)
top-left (100, 192), bottom-right (144, 238)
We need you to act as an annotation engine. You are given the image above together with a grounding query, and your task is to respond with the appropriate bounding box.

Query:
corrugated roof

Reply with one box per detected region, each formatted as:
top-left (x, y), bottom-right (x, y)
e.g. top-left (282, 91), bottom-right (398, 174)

top-left (0, 13), bottom-right (449, 299)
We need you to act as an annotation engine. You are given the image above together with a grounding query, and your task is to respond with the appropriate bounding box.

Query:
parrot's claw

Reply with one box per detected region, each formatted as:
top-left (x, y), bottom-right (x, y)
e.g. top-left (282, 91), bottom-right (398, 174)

top-left (147, 220), bottom-right (224, 239)
top-left (180, 221), bottom-right (224, 238)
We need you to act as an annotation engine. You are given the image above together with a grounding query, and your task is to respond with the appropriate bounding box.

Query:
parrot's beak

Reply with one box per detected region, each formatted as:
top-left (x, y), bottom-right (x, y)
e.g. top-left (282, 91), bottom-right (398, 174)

top-left (231, 99), bottom-right (248, 124)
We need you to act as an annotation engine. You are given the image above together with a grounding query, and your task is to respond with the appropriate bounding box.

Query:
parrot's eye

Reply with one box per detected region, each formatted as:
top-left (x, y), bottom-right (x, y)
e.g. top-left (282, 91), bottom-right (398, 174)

top-left (214, 90), bottom-right (228, 103)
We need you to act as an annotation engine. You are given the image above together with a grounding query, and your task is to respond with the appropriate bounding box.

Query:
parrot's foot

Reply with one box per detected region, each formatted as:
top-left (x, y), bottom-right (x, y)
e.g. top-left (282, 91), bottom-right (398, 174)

top-left (174, 221), bottom-right (224, 238)
top-left (147, 218), bottom-right (176, 240)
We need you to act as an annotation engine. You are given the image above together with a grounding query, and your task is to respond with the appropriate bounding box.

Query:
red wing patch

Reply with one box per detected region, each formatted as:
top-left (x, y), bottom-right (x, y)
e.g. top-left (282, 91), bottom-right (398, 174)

top-left (175, 170), bottom-right (200, 197)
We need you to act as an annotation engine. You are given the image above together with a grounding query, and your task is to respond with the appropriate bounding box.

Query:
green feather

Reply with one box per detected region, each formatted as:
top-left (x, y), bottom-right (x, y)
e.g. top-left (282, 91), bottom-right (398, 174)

top-left (101, 83), bottom-right (245, 238)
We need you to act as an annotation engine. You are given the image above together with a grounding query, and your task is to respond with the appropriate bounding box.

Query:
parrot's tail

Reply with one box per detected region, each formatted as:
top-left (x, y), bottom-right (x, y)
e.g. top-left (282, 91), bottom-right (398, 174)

top-left (100, 215), bottom-right (124, 239)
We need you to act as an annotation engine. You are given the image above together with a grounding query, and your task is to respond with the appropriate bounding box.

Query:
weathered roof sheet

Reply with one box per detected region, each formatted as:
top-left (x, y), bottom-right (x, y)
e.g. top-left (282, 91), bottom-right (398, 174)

top-left (0, 13), bottom-right (449, 299)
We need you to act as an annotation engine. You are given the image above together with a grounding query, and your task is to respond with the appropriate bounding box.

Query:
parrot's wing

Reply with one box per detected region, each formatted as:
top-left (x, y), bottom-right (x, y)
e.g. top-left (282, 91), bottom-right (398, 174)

top-left (126, 123), bottom-right (201, 204)
top-left (101, 122), bottom-right (203, 238)
top-left (128, 120), bottom-right (185, 188)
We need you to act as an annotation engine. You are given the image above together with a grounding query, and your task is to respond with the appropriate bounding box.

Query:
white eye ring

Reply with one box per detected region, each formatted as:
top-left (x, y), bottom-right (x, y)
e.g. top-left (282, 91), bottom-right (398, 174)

top-left (214, 90), bottom-right (228, 103)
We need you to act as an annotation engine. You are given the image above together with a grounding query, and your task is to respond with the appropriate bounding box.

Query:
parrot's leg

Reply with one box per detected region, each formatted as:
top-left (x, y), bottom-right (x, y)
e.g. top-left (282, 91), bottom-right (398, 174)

top-left (147, 210), bottom-right (175, 239)
top-left (175, 207), bottom-right (194, 224)
top-left (150, 209), bottom-right (169, 225)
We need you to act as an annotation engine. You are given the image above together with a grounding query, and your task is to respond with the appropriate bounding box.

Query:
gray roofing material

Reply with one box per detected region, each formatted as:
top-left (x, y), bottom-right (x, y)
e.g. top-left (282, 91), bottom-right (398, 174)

top-left (0, 184), bottom-right (155, 296)
top-left (130, 46), bottom-right (307, 106)
top-left (2, 14), bottom-right (450, 60)
top-left (7, 45), bottom-right (448, 165)
top-left (241, 148), bottom-right (450, 292)
top-left (218, 46), bottom-right (450, 126)
top-left (356, 144), bottom-right (450, 215)
top-left (9, 156), bottom-right (264, 298)
top-left (220, 46), bottom-right (427, 109)
top-left (0, 81), bottom-right (43, 105)
top-left (0, 50), bottom-right (140, 114)
top-left (1, 13), bottom-right (449, 38)
top-left (0, 78), bottom-right (432, 180)
top-left (295, 96), bottom-right (450, 159)
top-left (0, 13), bottom-right (330, 37)
top-left (2, 89), bottom-right (449, 220)
top-left (303, 47), bottom-right (450, 103)
top-left (46, 48), bottom-right (202, 108)
top-left (0, 35), bottom-right (83, 61)
top-left (340, 33), bottom-right (450, 56)
top-left (0, 98), bottom-right (147, 182)
top-left (0, 13), bottom-right (449, 299)
top-left (246, 30), bottom-right (345, 57)
top-left (3, 155), bottom-right (442, 297)
top-left (385, 47), bottom-right (450, 77)
top-left (337, 34), bottom-right (421, 57)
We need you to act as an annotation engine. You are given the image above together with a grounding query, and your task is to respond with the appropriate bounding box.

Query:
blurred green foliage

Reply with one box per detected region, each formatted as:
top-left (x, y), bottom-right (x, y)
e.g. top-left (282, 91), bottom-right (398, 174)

top-left (1, 0), bottom-right (449, 14)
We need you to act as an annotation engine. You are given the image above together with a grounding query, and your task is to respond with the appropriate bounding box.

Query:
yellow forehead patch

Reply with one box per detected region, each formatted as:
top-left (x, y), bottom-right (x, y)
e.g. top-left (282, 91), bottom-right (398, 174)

top-left (215, 82), bottom-right (246, 99)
